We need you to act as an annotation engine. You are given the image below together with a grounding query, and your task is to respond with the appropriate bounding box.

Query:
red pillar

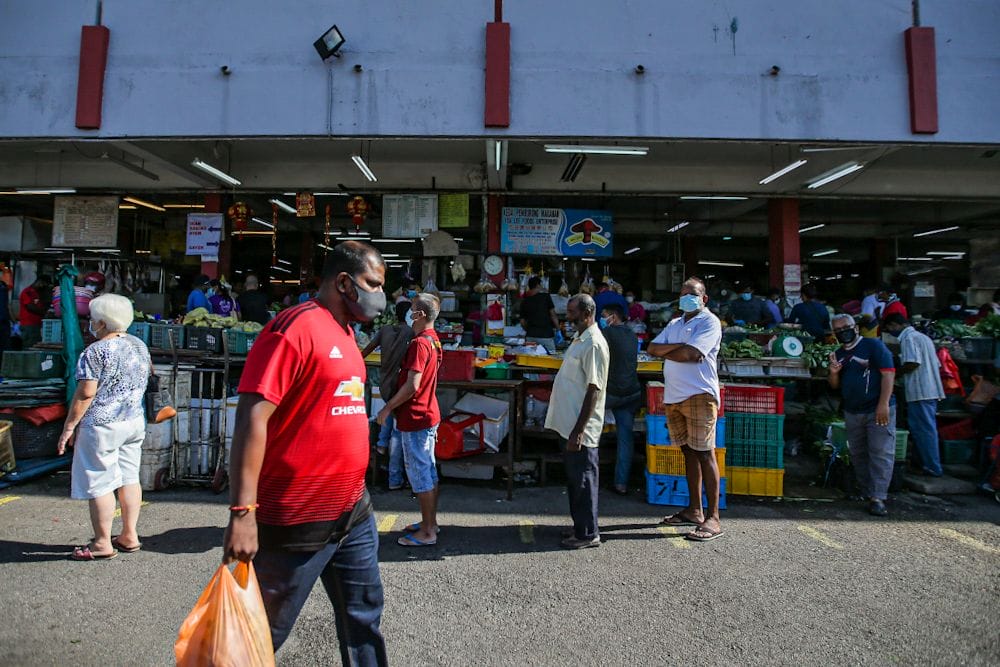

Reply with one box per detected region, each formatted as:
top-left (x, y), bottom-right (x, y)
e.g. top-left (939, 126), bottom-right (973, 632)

top-left (201, 194), bottom-right (223, 279)
top-left (486, 195), bottom-right (501, 254)
top-left (768, 199), bottom-right (801, 297)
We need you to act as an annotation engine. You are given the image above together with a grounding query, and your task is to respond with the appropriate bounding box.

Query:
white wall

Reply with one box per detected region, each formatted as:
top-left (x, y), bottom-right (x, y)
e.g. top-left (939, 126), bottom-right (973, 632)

top-left (1, 0), bottom-right (998, 142)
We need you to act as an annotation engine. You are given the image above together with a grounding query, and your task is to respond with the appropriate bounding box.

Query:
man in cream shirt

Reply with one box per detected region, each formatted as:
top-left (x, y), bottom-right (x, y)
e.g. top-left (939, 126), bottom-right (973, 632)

top-left (544, 294), bottom-right (610, 549)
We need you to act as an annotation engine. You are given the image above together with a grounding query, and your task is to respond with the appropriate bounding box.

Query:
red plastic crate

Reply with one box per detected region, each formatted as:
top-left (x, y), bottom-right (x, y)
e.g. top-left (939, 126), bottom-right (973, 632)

top-left (721, 383), bottom-right (783, 415)
top-left (647, 382), bottom-right (725, 416)
top-left (439, 350), bottom-right (476, 381)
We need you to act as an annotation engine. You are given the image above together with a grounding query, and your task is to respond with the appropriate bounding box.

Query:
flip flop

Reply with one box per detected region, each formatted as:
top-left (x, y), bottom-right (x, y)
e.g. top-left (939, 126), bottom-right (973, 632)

top-left (403, 523), bottom-right (441, 534)
top-left (111, 537), bottom-right (142, 553)
top-left (71, 545), bottom-right (118, 561)
top-left (659, 512), bottom-right (701, 527)
top-left (397, 533), bottom-right (437, 547)
top-left (685, 526), bottom-right (724, 542)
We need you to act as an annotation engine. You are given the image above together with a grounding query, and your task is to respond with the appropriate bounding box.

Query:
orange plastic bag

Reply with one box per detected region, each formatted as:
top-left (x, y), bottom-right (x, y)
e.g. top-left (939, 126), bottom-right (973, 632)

top-left (175, 561), bottom-right (275, 667)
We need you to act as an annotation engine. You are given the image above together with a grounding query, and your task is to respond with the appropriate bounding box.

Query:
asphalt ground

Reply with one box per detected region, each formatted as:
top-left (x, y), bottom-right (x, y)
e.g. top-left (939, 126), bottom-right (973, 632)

top-left (1, 470), bottom-right (998, 666)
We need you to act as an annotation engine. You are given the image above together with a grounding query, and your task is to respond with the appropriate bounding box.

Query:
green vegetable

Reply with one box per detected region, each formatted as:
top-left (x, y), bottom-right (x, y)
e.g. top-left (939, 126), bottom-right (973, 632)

top-left (721, 340), bottom-right (763, 359)
top-left (931, 320), bottom-right (976, 339)
top-left (804, 343), bottom-right (840, 369)
top-left (974, 314), bottom-right (1000, 339)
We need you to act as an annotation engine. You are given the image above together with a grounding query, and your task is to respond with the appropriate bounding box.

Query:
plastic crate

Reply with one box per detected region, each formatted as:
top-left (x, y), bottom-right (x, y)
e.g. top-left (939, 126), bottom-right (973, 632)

top-left (224, 329), bottom-right (259, 355)
top-left (721, 384), bottom-right (784, 415)
top-left (440, 349), bottom-right (476, 381)
top-left (644, 415), bottom-right (726, 448)
top-left (184, 326), bottom-right (224, 353)
top-left (646, 382), bottom-right (664, 415)
top-left (725, 414), bottom-right (785, 468)
top-left (127, 322), bottom-right (152, 345)
top-left (645, 444), bottom-right (726, 477)
top-left (41, 319), bottom-right (62, 343)
top-left (1, 351), bottom-right (65, 379)
top-left (150, 323), bottom-right (185, 349)
top-left (941, 439), bottom-right (977, 465)
top-left (959, 336), bottom-right (994, 361)
top-left (830, 422), bottom-right (909, 461)
top-left (645, 471), bottom-right (728, 508)
top-left (0, 414), bottom-right (62, 459)
top-left (726, 466), bottom-right (784, 496)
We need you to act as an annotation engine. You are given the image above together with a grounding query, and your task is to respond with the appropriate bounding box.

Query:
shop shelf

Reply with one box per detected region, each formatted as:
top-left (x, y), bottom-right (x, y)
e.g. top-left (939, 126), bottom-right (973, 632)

top-left (41, 319), bottom-right (62, 343)
top-left (721, 384), bottom-right (784, 415)
top-left (127, 322), bottom-right (152, 345)
top-left (224, 329), bottom-right (258, 355)
top-left (646, 382), bottom-right (664, 416)
top-left (1, 351), bottom-right (65, 379)
top-left (645, 471), bottom-right (727, 508)
top-left (644, 415), bottom-right (726, 448)
top-left (829, 422), bottom-right (909, 461)
top-left (726, 467), bottom-right (784, 496)
top-left (440, 349), bottom-right (476, 381)
top-left (184, 326), bottom-right (224, 353)
top-left (941, 439), bottom-right (977, 465)
top-left (150, 323), bottom-right (185, 349)
top-left (645, 444), bottom-right (726, 477)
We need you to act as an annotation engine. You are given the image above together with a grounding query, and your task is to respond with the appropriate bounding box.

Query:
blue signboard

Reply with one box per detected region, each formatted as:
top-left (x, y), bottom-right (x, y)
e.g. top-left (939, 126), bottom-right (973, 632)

top-left (500, 207), bottom-right (613, 257)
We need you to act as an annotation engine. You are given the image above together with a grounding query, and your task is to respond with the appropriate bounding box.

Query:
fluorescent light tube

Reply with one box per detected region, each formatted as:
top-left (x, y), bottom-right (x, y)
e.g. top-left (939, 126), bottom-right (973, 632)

top-left (912, 226), bottom-right (959, 237)
top-left (897, 257), bottom-right (933, 261)
top-left (370, 238), bottom-right (416, 243)
top-left (269, 198), bottom-right (296, 214)
top-left (251, 217), bottom-right (274, 229)
top-left (494, 141), bottom-right (502, 171)
top-left (812, 249), bottom-right (839, 257)
top-left (230, 230), bottom-right (274, 237)
top-left (317, 243), bottom-right (334, 251)
top-left (16, 187), bottom-right (77, 194)
top-left (123, 196), bottom-right (166, 212)
top-left (119, 205), bottom-right (137, 210)
top-left (277, 259), bottom-right (291, 265)
top-left (163, 203), bottom-right (205, 209)
top-left (679, 195), bottom-right (748, 201)
top-left (759, 159), bottom-right (808, 185)
top-left (806, 162), bottom-right (864, 189)
top-left (351, 155), bottom-right (378, 182)
top-left (799, 224), bottom-right (825, 233)
top-left (667, 221), bottom-right (690, 233)
top-left (698, 260), bottom-right (744, 267)
top-left (926, 251), bottom-right (965, 256)
top-left (380, 254), bottom-right (401, 258)
top-left (191, 158), bottom-right (241, 186)
top-left (271, 265), bottom-right (292, 274)
top-left (624, 247), bottom-right (641, 255)
top-left (544, 144), bottom-right (648, 156)
top-left (314, 192), bottom-right (349, 196)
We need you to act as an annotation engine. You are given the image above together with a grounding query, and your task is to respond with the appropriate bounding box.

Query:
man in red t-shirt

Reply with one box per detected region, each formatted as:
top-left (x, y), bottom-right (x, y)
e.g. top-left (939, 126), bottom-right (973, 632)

top-left (377, 293), bottom-right (442, 547)
top-left (878, 284), bottom-right (908, 324)
top-left (18, 275), bottom-right (52, 348)
top-left (223, 241), bottom-right (389, 664)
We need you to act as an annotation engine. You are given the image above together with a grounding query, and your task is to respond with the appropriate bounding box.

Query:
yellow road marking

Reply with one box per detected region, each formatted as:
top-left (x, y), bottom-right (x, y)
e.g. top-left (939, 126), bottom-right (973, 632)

top-left (377, 514), bottom-right (398, 533)
top-left (0, 496), bottom-right (21, 507)
top-left (657, 525), bottom-right (692, 549)
top-left (518, 519), bottom-right (534, 544)
top-left (938, 528), bottom-right (1000, 556)
top-left (112, 500), bottom-right (149, 519)
top-left (797, 525), bottom-right (843, 550)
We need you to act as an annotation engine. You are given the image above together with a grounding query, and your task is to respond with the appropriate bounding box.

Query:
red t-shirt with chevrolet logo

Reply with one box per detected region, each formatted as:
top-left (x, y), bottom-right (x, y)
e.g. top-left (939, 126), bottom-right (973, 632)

top-left (238, 301), bottom-right (368, 528)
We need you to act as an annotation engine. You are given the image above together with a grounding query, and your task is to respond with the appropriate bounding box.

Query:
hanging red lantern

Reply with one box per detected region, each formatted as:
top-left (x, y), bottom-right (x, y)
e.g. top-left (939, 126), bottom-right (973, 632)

top-left (227, 201), bottom-right (250, 239)
top-left (346, 196), bottom-right (369, 233)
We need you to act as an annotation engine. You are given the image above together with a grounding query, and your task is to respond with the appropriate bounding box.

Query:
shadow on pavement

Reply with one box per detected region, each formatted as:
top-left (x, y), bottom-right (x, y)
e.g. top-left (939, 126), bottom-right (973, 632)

top-left (142, 526), bottom-right (221, 554)
top-left (0, 540), bottom-right (79, 563)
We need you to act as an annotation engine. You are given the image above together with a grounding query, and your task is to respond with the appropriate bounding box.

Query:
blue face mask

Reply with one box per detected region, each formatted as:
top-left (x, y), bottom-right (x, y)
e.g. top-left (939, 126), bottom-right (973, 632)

top-left (598, 317), bottom-right (608, 329)
top-left (679, 294), bottom-right (703, 313)
top-left (406, 290), bottom-right (417, 299)
top-left (740, 293), bottom-right (752, 301)
top-left (405, 310), bottom-right (416, 327)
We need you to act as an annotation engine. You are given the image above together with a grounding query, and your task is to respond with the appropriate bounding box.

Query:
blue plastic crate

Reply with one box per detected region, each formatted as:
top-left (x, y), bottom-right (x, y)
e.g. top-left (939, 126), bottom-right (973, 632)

top-left (127, 322), bottom-right (152, 345)
top-left (644, 415), bottom-right (726, 448)
top-left (645, 471), bottom-right (728, 509)
top-left (41, 319), bottom-right (62, 343)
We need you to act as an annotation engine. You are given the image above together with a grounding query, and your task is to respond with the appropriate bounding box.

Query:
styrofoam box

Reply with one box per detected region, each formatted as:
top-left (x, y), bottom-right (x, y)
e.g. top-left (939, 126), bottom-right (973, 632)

top-left (453, 392), bottom-right (509, 453)
top-left (439, 461), bottom-right (495, 480)
top-left (224, 396), bottom-right (239, 439)
top-left (153, 365), bottom-right (193, 408)
top-left (143, 421), bottom-right (173, 451)
top-left (189, 399), bottom-right (221, 442)
top-left (139, 445), bottom-right (171, 491)
top-left (174, 410), bottom-right (190, 443)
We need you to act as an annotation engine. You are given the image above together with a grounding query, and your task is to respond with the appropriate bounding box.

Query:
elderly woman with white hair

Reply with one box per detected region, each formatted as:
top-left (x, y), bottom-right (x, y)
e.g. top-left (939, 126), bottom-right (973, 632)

top-left (58, 293), bottom-right (152, 560)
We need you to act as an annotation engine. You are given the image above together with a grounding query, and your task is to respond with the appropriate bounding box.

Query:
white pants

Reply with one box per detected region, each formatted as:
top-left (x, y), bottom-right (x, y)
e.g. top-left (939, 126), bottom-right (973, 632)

top-left (71, 417), bottom-right (145, 500)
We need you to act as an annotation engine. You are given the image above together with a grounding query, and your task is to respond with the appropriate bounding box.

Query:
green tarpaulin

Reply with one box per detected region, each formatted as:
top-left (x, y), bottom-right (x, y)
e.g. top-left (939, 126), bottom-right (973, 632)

top-left (57, 265), bottom-right (84, 404)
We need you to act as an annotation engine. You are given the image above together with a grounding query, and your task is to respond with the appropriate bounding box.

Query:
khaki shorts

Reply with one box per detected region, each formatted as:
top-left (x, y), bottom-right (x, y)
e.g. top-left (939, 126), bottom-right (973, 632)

top-left (665, 393), bottom-right (719, 452)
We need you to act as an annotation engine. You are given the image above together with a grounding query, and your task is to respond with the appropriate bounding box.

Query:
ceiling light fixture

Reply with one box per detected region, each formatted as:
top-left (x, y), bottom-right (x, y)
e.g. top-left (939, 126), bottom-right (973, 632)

top-left (759, 159), bottom-right (808, 185)
top-left (667, 221), bottom-right (690, 233)
top-left (314, 192), bottom-right (349, 196)
top-left (102, 153), bottom-right (160, 181)
top-left (913, 226), bottom-right (959, 237)
top-left (897, 257), bottom-right (934, 262)
top-left (123, 196), bottom-right (166, 212)
top-left (494, 141), bottom-right (502, 172)
top-left (380, 253), bottom-right (401, 258)
top-left (560, 153), bottom-right (587, 182)
top-left (544, 144), bottom-right (648, 156)
top-left (277, 259), bottom-right (291, 265)
top-left (191, 158), bottom-right (241, 186)
top-left (679, 195), bottom-right (748, 201)
top-left (251, 217), bottom-right (274, 229)
top-left (799, 224), bottom-right (826, 233)
top-left (806, 162), bottom-right (864, 189)
top-left (698, 260), bottom-right (744, 267)
top-left (812, 249), bottom-right (839, 257)
top-left (163, 203), bottom-right (205, 209)
top-left (351, 154), bottom-right (377, 182)
top-left (624, 247), bottom-right (641, 255)
top-left (15, 187), bottom-right (77, 194)
top-left (317, 243), bottom-right (334, 251)
top-left (722, 236), bottom-right (733, 241)
top-left (269, 198), bottom-right (297, 214)
top-left (118, 204), bottom-right (137, 210)
top-left (271, 265), bottom-right (292, 274)
top-left (926, 251), bottom-right (965, 256)
top-left (230, 230), bottom-right (274, 237)
top-left (370, 238), bottom-right (416, 244)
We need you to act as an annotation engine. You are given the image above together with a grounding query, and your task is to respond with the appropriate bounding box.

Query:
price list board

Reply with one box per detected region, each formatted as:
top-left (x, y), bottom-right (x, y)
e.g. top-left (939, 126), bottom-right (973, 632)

top-left (382, 194), bottom-right (438, 238)
top-left (52, 196), bottom-right (119, 247)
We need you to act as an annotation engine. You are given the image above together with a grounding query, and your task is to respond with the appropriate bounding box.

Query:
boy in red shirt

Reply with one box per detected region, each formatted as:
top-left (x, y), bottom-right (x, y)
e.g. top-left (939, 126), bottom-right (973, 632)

top-left (223, 241), bottom-right (388, 664)
top-left (377, 293), bottom-right (443, 547)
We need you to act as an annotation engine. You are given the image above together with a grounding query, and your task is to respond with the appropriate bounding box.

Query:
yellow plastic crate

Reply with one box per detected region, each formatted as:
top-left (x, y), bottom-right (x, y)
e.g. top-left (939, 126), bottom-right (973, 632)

top-left (726, 466), bottom-right (784, 496)
top-left (637, 360), bottom-right (663, 372)
top-left (515, 354), bottom-right (563, 369)
top-left (364, 352), bottom-right (381, 364)
top-left (646, 444), bottom-right (726, 477)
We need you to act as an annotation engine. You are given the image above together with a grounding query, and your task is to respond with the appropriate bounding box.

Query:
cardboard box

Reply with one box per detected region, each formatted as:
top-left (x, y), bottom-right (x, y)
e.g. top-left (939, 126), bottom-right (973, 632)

top-left (454, 392), bottom-right (509, 453)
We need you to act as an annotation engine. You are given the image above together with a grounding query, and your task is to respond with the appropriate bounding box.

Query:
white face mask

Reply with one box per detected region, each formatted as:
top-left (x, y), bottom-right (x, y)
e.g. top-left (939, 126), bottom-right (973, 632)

top-left (89, 320), bottom-right (101, 337)
top-left (626, 296), bottom-right (634, 304)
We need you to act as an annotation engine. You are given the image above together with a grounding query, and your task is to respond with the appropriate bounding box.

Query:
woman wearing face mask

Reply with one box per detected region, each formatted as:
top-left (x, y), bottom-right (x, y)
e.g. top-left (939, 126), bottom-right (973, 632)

top-left (626, 291), bottom-right (646, 323)
top-left (57, 294), bottom-right (153, 560)
top-left (933, 292), bottom-right (968, 322)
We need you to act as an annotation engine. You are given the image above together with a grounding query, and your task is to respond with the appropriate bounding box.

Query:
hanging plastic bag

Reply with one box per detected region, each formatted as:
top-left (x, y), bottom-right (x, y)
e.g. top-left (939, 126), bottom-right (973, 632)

top-left (474, 270), bottom-right (493, 293)
top-left (502, 257), bottom-right (519, 292)
top-left (175, 561), bottom-right (276, 667)
top-left (423, 276), bottom-right (440, 298)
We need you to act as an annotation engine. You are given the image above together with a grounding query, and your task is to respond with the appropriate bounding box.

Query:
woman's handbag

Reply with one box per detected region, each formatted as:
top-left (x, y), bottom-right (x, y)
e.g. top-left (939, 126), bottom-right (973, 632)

top-left (145, 373), bottom-right (177, 423)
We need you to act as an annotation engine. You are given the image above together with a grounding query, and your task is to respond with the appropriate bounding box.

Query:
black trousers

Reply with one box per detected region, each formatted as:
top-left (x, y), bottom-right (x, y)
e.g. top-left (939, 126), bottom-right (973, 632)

top-left (564, 444), bottom-right (600, 540)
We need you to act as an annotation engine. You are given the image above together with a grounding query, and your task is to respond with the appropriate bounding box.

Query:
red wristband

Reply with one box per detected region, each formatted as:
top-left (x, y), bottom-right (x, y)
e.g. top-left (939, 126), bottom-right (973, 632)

top-left (229, 504), bottom-right (259, 513)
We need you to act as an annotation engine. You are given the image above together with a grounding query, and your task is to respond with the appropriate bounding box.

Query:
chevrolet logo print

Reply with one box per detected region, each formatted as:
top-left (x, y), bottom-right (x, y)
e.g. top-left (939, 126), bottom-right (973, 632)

top-left (334, 376), bottom-right (365, 402)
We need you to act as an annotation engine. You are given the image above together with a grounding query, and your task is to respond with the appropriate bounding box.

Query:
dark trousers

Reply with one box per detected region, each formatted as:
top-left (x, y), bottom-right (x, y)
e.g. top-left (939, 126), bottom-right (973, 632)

top-left (564, 444), bottom-right (600, 540)
top-left (253, 513), bottom-right (388, 666)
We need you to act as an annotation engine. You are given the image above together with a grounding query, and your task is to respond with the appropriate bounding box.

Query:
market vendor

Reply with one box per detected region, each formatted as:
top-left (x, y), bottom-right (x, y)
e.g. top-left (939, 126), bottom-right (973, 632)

top-left (765, 287), bottom-right (783, 325)
top-left (788, 283), bottom-right (830, 340)
top-left (727, 283), bottom-right (769, 327)
top-left (933, 292), bottom-right (968, 322)
top-left (519, 276), bottom-right (561, 353)
top-left (17, 274), bottom-right (51, 348)
top-left (185, 274), bottom-right (211, 313)
top-left (626, 290), bottom-right (646, 323)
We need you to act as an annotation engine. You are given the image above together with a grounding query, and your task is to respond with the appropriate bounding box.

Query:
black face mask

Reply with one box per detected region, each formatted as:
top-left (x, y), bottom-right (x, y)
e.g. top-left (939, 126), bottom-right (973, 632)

top-left (344, 275), bottom-right (386, 322)
top-left (835, 328), bottom-right (857, 345)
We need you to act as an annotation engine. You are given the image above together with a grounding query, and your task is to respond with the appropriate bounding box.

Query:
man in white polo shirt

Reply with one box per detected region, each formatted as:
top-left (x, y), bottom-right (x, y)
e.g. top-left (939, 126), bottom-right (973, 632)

top-left (648, 277), bottom-right (724, 542)
top-left (544, 293), bottom-right (610, 550)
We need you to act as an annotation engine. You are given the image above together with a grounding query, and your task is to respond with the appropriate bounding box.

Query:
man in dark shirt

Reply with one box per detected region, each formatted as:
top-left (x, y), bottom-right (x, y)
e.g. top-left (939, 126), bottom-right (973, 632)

top-left (594, 282), bottom-right (628, 318)
top-left (237, 275), bottom-right (272, 325)
top-left (727, 283), bottom-right (769, 326)
top-left (828, 313), bottom-right (897, 517)
top-left (600, 303), bottom-right (642, 495)
top-left (788, 283), bottom-right (830, 340)
top-left (519, 277), bottom-right (560, 353)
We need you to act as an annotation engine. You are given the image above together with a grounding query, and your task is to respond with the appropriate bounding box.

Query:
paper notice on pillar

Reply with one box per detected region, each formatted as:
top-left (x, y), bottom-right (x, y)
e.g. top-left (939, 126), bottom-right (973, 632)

top-left (186, 213), bottom-right (224, 256)
top-left (382, 194), bottom-right (439, 238)
top-left (783, 264), bottom-right (802, 297)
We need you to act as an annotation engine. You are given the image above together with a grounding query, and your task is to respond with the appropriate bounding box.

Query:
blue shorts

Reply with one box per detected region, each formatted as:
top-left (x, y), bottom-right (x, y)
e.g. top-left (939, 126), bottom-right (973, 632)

top-left (399, 424), bottom-right (439, 493)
